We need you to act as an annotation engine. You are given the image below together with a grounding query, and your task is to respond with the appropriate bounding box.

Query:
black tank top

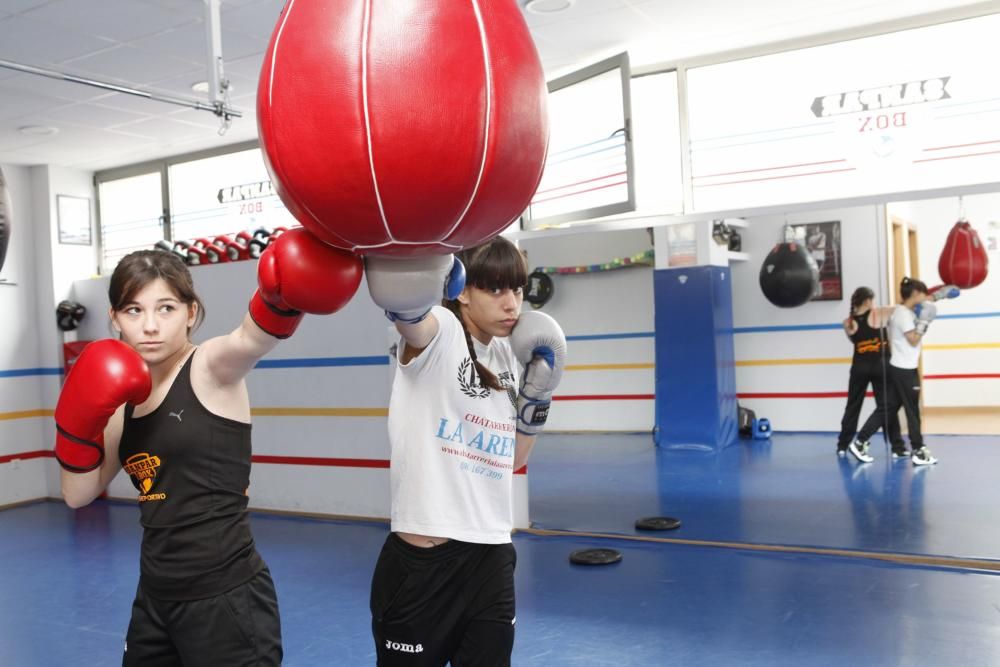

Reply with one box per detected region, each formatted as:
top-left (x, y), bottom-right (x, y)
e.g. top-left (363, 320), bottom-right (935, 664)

top-left (849, 311), bottom-right (887, 367)
top-left (118, 350), bottom-right (264, 601)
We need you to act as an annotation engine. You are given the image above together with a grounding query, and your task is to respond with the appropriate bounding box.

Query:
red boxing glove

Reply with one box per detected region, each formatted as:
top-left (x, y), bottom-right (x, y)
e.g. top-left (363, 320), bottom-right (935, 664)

top-left (249, 228), bottom-right (363, 338)
top-left (55, 340), bottom-right (152, 473)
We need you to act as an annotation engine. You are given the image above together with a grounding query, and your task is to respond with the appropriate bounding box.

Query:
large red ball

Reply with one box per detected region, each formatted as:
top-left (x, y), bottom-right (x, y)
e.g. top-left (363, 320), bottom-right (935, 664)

top-left (257, 0), bottom-right (549, 256)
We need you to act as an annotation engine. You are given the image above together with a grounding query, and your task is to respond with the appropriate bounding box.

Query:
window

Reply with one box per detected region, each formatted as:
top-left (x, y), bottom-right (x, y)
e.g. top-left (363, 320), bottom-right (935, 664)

top-left (168, 148), bottom-right (297, 243)
top-left (98, 171), bottom-right (164, 274)
top-left (97, 145), bottom-right (301, 273)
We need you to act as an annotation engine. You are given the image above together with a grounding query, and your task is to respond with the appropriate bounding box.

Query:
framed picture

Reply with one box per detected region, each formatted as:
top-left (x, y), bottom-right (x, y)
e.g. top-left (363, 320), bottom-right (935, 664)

top-left (57, 195), bottom-right (92, 245)
top-left (790, 220), bottom-right (842, 301)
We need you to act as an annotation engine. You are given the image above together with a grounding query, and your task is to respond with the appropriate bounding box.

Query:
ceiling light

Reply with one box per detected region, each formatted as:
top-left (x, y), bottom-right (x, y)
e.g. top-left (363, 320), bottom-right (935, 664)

top-left (524, 0), bottom-right (574, 14)
top-left (18, 125), bottom-right (59, 136)
top-left (191, 81), bottom-right (209, 93)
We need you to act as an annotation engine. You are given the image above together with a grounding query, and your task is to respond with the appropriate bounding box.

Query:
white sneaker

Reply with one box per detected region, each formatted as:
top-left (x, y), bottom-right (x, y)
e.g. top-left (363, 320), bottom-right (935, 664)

top-left (849, 439), bottom-right (874, 463)
top-left (912, 447), bottom-right (938, 466)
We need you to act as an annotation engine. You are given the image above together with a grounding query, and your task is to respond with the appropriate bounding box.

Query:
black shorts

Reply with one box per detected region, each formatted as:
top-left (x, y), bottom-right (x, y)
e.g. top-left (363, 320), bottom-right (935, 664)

top-left (371, 533), bottom-right (516, 666)
top-left (122, 568), bottom-right (282, 667)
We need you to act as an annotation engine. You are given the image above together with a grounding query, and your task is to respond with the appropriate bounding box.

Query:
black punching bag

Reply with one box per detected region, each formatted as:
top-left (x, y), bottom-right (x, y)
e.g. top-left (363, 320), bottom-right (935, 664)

top-left (759, 242), bottom-right (819, 308)
top-left (0, 166), bottom-right (11, 276)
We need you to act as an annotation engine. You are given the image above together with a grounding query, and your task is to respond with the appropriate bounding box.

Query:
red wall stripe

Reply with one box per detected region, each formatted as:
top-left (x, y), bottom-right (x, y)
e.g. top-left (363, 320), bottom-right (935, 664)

top-left (924, 373), bottom-right (1000, 380)
top-left (0, 450), bottom-right (526, 475)
top-left (554, 394), bottom-right (655, 401)
top-left (0, 450), bottom-right (54, 464)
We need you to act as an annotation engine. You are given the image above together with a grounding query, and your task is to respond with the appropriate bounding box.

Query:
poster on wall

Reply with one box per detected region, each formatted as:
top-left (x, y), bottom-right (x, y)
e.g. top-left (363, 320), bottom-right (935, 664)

top-left (791, 220), bottom-right (842, 301)
top-left (57, 195), bottom-right (92, 245)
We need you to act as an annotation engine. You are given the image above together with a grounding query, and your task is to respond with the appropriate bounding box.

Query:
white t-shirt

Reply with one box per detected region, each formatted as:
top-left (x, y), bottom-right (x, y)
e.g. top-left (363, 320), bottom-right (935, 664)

top-left (889, 305), bottom-right (920, 369)
top-left (387, 306), bottom-right (520, 544)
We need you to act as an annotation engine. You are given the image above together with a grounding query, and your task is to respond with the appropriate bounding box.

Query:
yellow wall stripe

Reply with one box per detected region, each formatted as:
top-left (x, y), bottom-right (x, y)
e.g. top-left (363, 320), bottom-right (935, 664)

top-left (924, 342), bottom-right (1000, 351)
top-left (251, 407), bottom-right (388, 417)
top-left (565, 363), bottom-right (654, 371)
top-left (0, 409), bottom-right (53, 421)
top-left (736, 357), bottom-right (850, 367)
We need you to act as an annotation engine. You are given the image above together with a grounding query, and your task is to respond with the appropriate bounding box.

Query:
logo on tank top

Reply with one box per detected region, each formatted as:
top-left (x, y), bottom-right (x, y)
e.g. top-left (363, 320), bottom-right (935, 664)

top-left (168, 409), bottom-right (184, 422)
top-left (123, 452), bottom-right (167, 502)
top-left (856, 337), bottom-right (883, 354)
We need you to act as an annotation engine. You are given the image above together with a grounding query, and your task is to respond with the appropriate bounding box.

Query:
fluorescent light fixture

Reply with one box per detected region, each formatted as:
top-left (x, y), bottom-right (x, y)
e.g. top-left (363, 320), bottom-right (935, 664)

top-left (18, 125), bottom-right (58, 136)
top-left (524, 0), bottom-right (574, 14)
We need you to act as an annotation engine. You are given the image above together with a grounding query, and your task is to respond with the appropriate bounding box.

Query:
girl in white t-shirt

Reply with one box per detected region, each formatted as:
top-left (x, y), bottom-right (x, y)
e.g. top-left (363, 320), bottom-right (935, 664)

top-left (364, 237), bottom-right (567, 666)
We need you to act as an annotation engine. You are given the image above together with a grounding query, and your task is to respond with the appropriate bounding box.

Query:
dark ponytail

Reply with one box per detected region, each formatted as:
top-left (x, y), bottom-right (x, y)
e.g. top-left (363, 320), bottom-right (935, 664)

top-left (850, 286), bottom-right (874, 312)
top-left (445, 237), bottom-right (528, 392)
top-left (899, 277), bottom-right (928, 301)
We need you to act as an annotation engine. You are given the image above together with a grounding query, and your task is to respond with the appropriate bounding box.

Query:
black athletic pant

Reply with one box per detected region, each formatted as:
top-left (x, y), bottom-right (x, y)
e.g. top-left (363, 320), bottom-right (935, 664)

top-left (371, 533), bottom-right (516, 666)
top-left (858, 365), bottom-right (924, 451)
top-left (122, 568), bottom-right (282, 666)
top-left (837, 362), bottom-right (903, 451)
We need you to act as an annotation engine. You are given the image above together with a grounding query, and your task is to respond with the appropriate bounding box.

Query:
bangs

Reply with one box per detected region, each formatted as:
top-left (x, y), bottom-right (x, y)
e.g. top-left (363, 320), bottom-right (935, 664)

top-left (464, 238), bottom-right (528, 291)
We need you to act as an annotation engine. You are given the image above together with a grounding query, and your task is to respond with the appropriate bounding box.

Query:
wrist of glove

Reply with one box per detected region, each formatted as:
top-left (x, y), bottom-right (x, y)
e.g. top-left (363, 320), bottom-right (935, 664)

top-left (516, 391), bottom-right (551, 436)
top-left (384, 306), bottom-right (432, 324)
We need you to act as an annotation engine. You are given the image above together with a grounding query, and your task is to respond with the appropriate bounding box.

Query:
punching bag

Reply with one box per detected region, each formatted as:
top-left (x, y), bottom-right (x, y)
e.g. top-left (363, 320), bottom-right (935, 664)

top-left (0, 166), bottom-right (11, 276)
top-left (939, 220), bottom-right (988, 289)
top-left (257, 0), bottom-right (549, 257)
top-left (759, 242), bottom-right (819, 308)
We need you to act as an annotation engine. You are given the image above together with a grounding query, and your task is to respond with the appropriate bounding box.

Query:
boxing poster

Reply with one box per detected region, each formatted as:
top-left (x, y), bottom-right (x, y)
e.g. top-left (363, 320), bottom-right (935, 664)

top-left (791, 220), bottom-right (842, 301)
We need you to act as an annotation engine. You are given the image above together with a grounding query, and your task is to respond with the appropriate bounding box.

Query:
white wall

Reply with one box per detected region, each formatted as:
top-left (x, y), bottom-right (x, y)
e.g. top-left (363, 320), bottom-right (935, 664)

top-left (519, 229), bottom-right (655, 432)
top-left (731, 205), bottom-right (889, 432)
top-left (0, 165), bottom-right (50, 506)
top-left (889, 193), bottom-right (1000, 408)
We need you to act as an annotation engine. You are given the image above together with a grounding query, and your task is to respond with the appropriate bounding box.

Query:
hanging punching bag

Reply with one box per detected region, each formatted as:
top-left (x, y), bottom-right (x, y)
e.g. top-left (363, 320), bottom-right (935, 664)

top-left (759, 242), bottom-right (819, 308)
top-left (939, 220), bottom-right (988, 289)
top-left (0, 166), bottom-right (11, 276)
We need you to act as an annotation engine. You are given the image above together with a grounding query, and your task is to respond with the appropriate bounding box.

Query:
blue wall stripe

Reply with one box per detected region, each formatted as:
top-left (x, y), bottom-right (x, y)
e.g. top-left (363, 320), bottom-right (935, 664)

top-left (566, 332), bottom-right (655, 342)
top-left (0, 367), bottom-right (63, 379)
top-left (732, 323), bottom-right (843, 334)
top-left (938, 311), bottom-right (1000, 320)
top-left (254, 356), bottom-right (390, 369)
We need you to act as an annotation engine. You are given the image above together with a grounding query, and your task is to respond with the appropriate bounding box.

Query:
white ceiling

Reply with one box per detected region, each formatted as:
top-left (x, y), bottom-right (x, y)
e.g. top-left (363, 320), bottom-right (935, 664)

top-left (0, 0), bottom-right (992, 171)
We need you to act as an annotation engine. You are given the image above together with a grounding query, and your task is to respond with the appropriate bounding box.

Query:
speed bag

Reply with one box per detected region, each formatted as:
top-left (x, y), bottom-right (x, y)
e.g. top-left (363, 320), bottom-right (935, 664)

top-left (938, 220), bottom-right (988, 289)
top-left (759, 242), bottom-right (819, 308)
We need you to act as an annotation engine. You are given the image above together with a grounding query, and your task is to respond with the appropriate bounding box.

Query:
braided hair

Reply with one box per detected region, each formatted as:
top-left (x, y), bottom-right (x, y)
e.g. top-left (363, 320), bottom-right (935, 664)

top-left (443, 237), bottom-right (527, 392)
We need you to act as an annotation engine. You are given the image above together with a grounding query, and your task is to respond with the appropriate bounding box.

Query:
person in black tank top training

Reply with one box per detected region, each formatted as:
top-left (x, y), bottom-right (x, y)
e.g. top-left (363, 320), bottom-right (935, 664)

top-left (364, 237), bottom-right (568, 666)
top-left (837, 286), bottom-right (903, 462)
top-left (54, 230), bottom-right (361, 666)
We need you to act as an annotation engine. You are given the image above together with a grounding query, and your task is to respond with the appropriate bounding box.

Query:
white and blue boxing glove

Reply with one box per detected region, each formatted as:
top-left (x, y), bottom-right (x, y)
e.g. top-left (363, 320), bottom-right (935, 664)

top-left (365, 255), bottom-right (465, 323)
top-left (509, 311), bottom-right (567, 436)
top-left (929, 284), bottom-right (960, 302)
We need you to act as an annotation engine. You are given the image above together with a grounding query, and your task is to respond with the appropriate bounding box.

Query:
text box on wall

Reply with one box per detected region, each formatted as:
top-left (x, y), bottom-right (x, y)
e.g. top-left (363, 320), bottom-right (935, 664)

top-left (687, 14), bottom-right (1000, 210)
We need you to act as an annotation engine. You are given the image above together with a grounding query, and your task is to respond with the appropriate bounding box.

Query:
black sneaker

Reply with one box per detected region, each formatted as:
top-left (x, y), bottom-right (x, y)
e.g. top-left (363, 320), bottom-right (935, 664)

top-left (891, 449), bottom-right (909, 460)
top-left (837, 446), bottom-right (848, 457)
top-left (849, 439), bottom-right (874, 463)
top-left (912, 447), bottom-right (938, 466)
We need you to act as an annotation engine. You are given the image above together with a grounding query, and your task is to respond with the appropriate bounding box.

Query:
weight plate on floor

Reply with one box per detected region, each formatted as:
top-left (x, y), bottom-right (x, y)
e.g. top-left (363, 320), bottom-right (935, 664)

top-left (569, 548), bottom-right (622, 565)
top-left (635, 516), bottom-right (681, 531)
